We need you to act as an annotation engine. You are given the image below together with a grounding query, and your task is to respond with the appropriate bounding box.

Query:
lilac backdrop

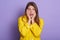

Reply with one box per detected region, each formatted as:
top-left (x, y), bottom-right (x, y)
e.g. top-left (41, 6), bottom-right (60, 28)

top-left (0, 0), bottom-right (60, 40)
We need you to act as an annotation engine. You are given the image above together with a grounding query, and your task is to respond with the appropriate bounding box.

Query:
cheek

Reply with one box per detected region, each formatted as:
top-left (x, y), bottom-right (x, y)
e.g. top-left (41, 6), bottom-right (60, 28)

top-left (34, 13), bottom-right (36, 17)
top-left (33, 11), bottom-right (36, 16)
top-left (26, 10), bottom-right (30, 16)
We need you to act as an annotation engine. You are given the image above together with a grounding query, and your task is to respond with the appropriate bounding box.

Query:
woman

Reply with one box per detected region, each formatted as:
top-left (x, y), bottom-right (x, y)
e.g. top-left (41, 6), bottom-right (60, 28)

top-left (18, 2), bottom-right (44, 40)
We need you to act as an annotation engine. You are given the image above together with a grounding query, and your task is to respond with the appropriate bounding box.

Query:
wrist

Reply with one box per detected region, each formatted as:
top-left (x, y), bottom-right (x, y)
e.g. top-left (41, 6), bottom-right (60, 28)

top-left (28, 19), bottom-right (31, 25)
top-left (32, 20), bottom-right (35, 24)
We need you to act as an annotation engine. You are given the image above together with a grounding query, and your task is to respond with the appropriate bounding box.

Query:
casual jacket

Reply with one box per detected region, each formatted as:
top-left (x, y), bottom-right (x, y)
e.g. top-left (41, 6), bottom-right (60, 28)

top-left (18, 15), bottom-right (44, 40)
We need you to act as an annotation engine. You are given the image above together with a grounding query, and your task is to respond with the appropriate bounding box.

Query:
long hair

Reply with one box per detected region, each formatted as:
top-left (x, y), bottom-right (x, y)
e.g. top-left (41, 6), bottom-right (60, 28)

top-left (25, 2), bottom-right (40, 26)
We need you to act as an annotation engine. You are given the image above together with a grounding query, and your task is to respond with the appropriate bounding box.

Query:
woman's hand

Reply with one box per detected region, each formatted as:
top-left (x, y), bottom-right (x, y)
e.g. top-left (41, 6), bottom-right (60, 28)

top-left (28, 15), bottom-right (32, 25)
top-left (31, 14), bottom-right (36, 24)
top-left (28, 14), bottom-right (36, 25)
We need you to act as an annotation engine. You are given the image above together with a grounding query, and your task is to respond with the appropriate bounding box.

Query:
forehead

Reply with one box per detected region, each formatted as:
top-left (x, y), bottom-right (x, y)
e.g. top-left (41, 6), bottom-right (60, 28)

top-left (28, 5), bottom-right (35, 9)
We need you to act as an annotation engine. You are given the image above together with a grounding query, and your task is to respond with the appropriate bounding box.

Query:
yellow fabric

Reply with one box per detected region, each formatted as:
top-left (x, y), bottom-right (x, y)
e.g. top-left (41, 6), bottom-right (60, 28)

top-left (18, 15), bottom-right (44, 40)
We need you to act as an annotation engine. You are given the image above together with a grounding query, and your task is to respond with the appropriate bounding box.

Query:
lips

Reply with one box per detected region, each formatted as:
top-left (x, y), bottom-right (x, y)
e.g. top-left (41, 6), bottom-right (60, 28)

top-left (29, 14), bottom-right (33, 16)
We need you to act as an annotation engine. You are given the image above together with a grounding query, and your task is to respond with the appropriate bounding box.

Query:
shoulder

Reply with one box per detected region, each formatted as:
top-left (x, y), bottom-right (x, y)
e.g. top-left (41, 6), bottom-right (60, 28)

top-left (18, 15), bottom-right (27, 23)
top-left (39, 18), bottom-right (44, 22)
top-left (39, 17), bottom-right (44, 25)
top-left (18, 15), bottom-right (24, 22)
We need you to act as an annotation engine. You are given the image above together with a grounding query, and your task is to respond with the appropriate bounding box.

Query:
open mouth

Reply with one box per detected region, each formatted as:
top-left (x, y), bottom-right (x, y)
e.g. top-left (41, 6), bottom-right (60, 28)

top-left (30, 14), bottom-right (33, 16)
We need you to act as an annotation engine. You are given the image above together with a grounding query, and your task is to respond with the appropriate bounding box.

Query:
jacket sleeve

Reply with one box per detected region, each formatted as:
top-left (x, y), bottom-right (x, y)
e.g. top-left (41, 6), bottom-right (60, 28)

top-left (18, 17), bottom-right (30, 37)
top-left (30, 18), bottom-right (44, 37)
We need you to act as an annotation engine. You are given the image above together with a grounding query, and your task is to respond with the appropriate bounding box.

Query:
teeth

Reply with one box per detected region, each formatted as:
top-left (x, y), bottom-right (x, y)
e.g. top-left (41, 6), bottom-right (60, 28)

top-left (30, 14), bottom-right (33, 16)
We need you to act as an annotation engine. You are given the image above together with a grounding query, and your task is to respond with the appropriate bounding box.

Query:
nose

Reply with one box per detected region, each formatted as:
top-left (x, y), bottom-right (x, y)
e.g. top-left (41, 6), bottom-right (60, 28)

top-left (30, 9), bottom-right (33, 13)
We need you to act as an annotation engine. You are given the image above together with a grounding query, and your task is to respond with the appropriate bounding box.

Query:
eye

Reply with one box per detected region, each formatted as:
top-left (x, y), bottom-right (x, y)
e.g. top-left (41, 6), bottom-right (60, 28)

top-left (27, 8), bottom-right (31, 10)
top-left (32, 8), bottom-right (35, 11)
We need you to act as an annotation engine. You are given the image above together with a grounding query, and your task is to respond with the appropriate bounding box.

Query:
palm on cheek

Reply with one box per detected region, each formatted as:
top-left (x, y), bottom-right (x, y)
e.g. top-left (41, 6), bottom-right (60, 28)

top-left (32, 14), bottom-right (36, 20)
top-left (29, 14), bottom-right (36, 23)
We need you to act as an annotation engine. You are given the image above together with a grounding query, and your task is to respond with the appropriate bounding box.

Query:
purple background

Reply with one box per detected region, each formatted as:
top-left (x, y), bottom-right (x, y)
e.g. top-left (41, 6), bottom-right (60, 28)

top-left (0, 0), bottom-right (60, 40)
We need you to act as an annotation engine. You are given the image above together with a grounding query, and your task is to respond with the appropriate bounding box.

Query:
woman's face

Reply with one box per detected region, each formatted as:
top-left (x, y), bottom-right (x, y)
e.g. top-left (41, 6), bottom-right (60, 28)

top-left (26, 5), bottom-right (36, 18)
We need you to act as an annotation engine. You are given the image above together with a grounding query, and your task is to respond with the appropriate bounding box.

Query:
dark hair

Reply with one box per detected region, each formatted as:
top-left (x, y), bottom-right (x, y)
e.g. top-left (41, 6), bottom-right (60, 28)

top-left (25, 2), bottom-right (40, 26)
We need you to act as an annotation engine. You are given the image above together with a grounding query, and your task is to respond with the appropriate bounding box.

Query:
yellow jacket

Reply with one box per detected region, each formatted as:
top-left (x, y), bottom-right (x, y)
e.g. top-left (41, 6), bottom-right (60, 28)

top-left (18, 15), bottom-right (44, 40)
